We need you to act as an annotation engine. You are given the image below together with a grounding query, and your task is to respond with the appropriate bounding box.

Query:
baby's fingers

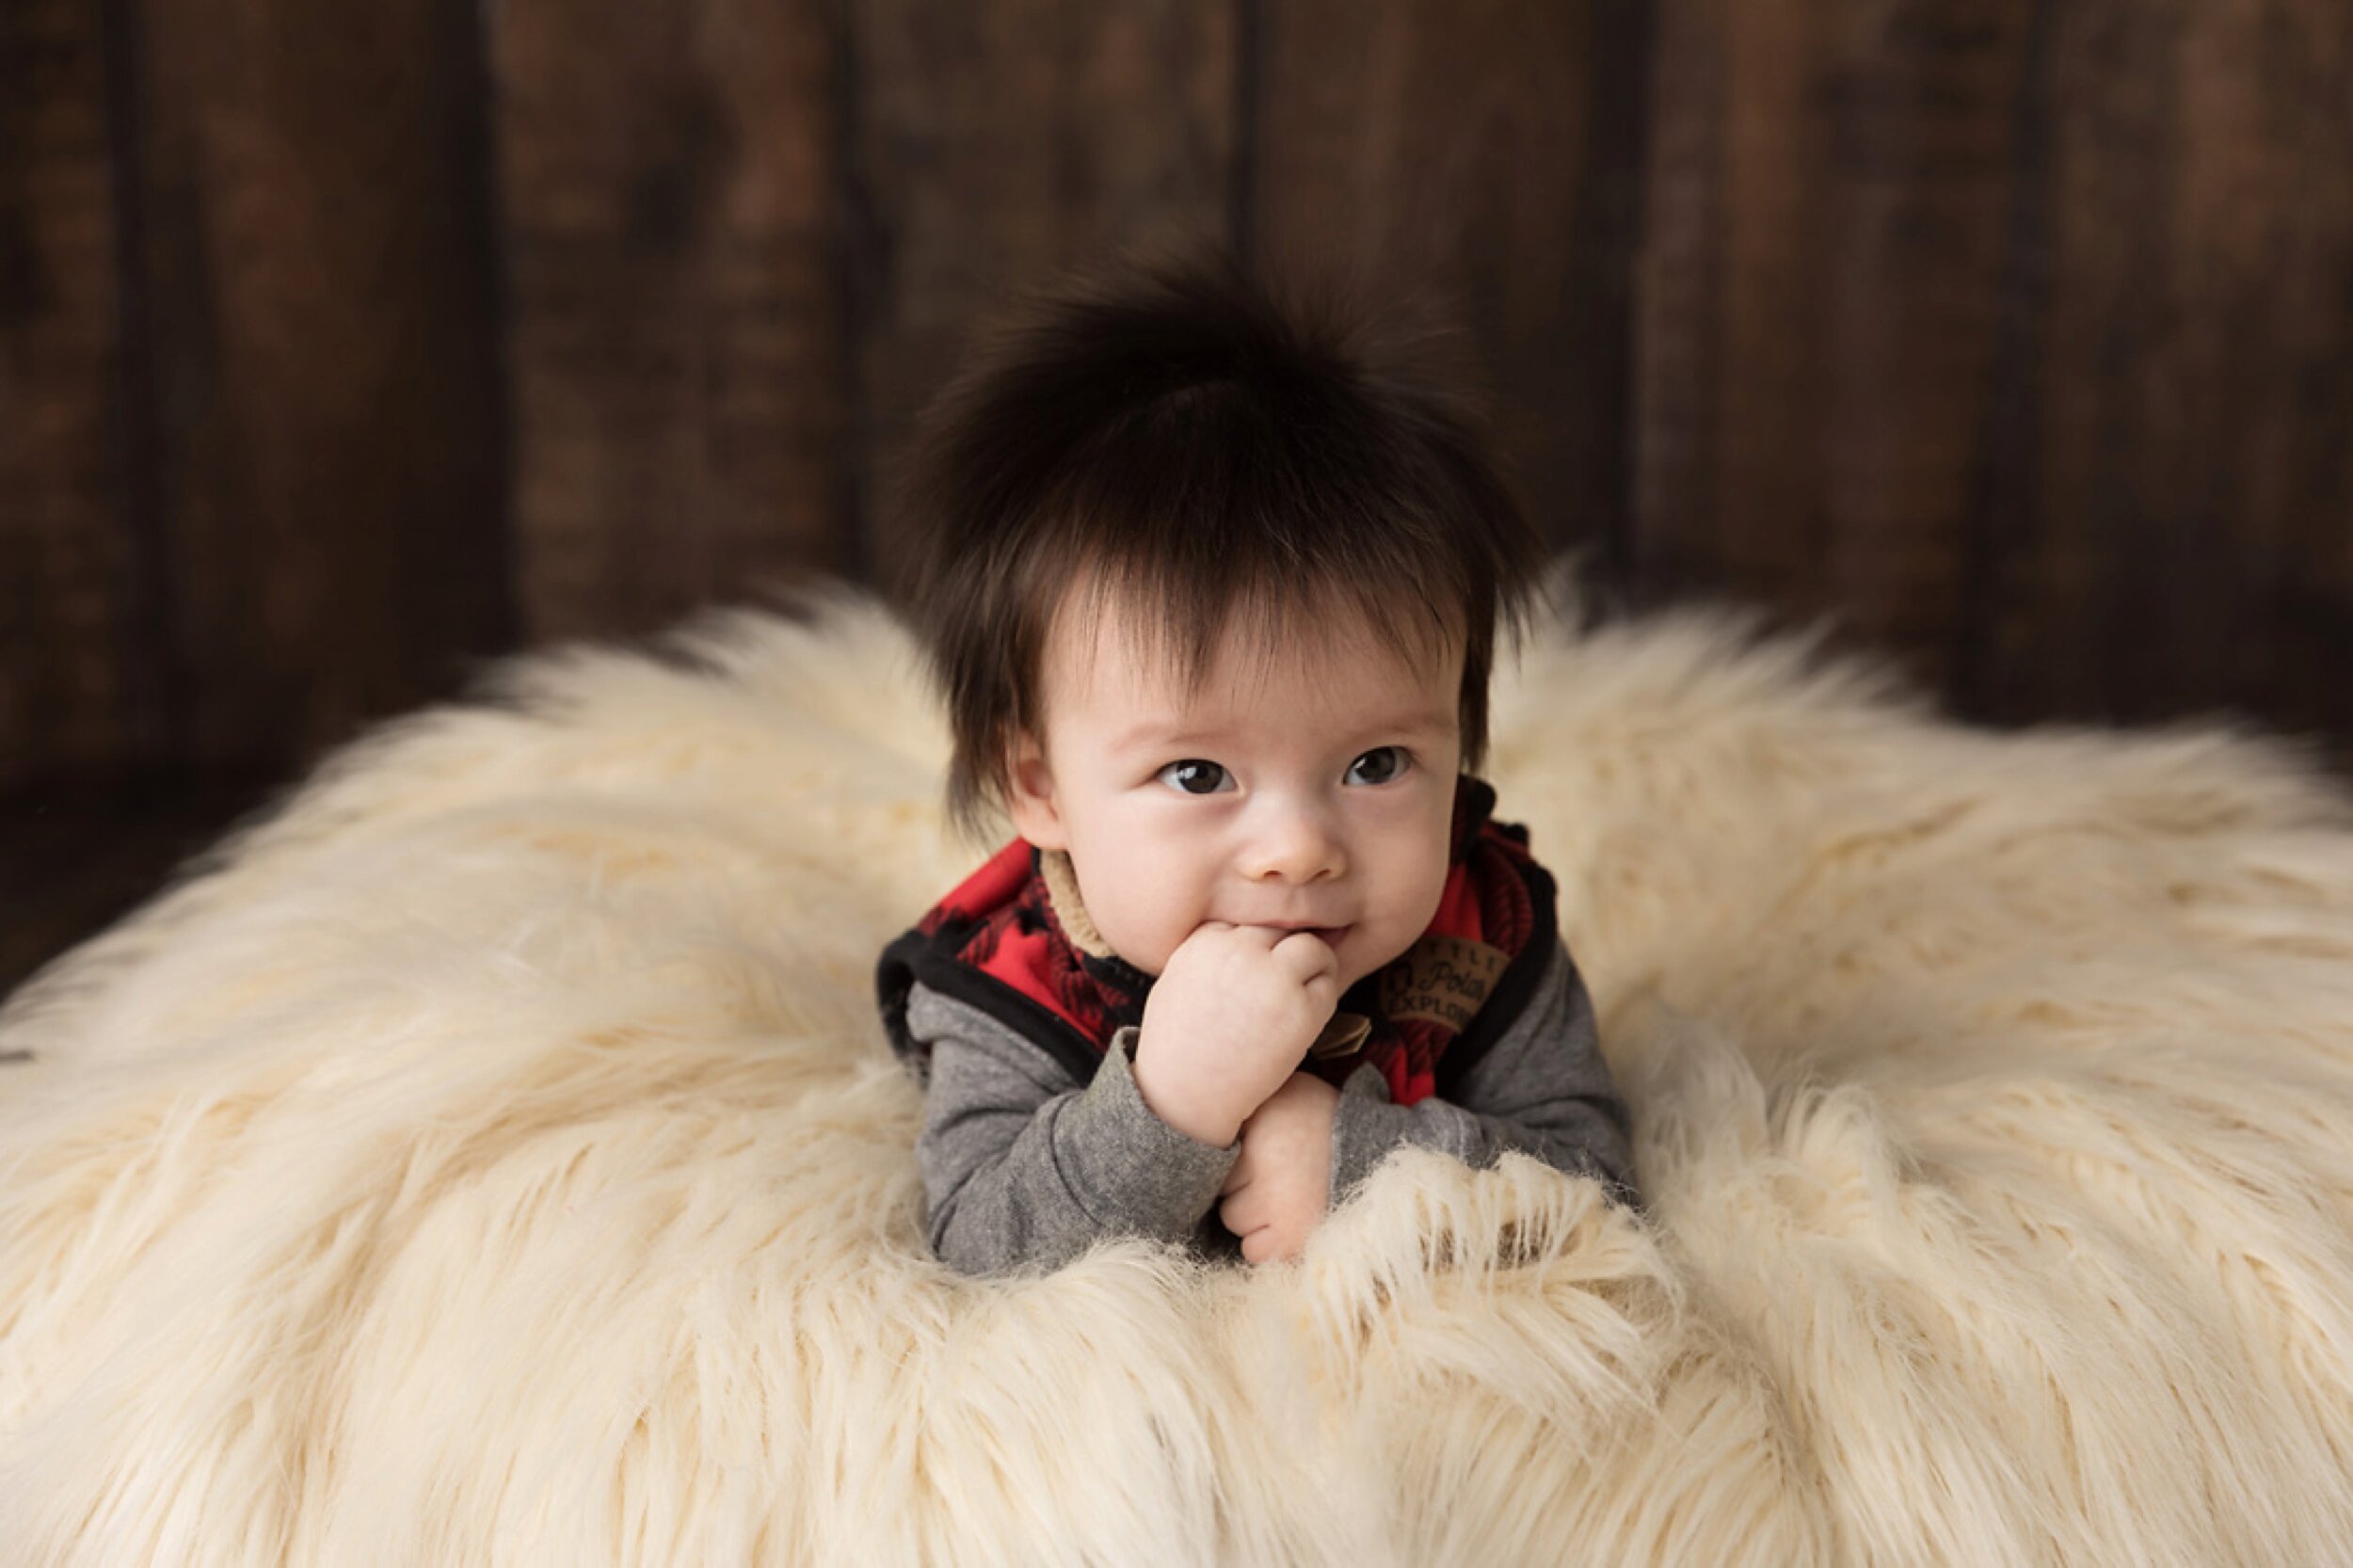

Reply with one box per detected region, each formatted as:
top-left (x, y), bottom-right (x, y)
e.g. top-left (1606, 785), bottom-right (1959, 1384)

top-left (1239, 1226), bottom-right (1288, 1266)
top-left (1271, 928), bottom-right (1342, 980)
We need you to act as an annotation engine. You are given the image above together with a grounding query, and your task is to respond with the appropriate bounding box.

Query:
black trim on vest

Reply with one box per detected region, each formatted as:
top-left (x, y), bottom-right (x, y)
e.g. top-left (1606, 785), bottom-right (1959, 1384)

top-left (876, 925), bottom-right (1108, 1088)
top-left (1433, 851), bottom-right (1561, 1094)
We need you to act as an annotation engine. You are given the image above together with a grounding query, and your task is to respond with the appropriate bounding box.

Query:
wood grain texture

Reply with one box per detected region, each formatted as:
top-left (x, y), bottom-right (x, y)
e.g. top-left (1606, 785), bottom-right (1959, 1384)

top-left (124, 0), bottom-right (510, 773)
top-left (0, 0), bottom-right (150, 789)
top-left (0, 774), bottom-right (274, 1000)
top-left (1636, 0), bottom-right (2035, 693)
top-left (1636, 0), bottom-right (2353, 737)
top-left (852, 0), bottom-right (1238, 567)
top-left (4, 0), bottom-right (2350, 800)
top-left (1254, 0), bottom-right (1653, 583)
top-left (1959, 0), bottom-right (2353, 743)
top-left (492, 0), bottom-right (848, 642)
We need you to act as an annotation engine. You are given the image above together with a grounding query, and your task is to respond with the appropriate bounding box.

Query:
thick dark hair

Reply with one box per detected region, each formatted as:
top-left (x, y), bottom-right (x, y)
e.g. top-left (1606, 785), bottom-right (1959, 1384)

top-left (884, 245), bottom-right (1554, 849)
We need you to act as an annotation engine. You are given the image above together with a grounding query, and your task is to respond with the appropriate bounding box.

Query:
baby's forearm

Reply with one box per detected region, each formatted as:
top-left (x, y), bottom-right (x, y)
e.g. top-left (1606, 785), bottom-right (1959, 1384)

top-left (926, 1090), bottom-right (1228, 1275)
top-left (1326, 938), bottom-right (1638, 1209)
top-left (1130, 1021), bottom-right (1259, 1147)
top-left (1328, 1075), bottom-right (1636, 1209)
top-left (907, 985), bottom-right (1240, 1275)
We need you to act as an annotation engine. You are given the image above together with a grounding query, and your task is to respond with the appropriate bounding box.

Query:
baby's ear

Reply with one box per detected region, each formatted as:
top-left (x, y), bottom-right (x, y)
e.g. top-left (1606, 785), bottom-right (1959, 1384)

top-left (1002, 731), bottom-right (1069, 850)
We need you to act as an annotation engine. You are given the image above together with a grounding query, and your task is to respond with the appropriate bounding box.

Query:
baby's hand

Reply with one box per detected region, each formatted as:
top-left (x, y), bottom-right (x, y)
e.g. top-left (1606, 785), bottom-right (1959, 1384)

top-left (1132, 921), bottom-right (1340, 1145)
top-left (1219, 1072), bottom-right (1339, 1264)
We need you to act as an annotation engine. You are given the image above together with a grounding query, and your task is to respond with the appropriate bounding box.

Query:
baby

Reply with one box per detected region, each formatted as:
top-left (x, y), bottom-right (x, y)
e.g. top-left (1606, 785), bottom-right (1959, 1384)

top-left (875, 251), bottom-right (1638, 1276)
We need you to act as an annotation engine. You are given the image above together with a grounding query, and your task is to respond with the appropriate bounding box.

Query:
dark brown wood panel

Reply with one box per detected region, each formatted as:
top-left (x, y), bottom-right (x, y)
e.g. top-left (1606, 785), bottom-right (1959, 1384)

top-left (492, 0), bottom-right (849, 643)
top-left (0, 774), bottom-right (277, 1001)
top-left (854, 0), bottom-right (1239, 565)
top-left (1961, 0), bottom-right (2353, 744)
top-left (1254, 0), bottom-right (1653, 582)
top-left (0, 0), bottom-right (151, 790)
top-left (1635, 0), bottom-right (2037, 695)
top-left (125, 0), bottom-right (511, 774)
top-left (5, 0), bottom-right (2351, 803)
top-left (1636, 0), bottom-right (2353, 741)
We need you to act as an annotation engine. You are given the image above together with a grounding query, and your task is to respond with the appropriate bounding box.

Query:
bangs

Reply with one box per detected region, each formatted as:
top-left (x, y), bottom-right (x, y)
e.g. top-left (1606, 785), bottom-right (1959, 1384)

top-left (1027, 369), bottom-right (1483, 709)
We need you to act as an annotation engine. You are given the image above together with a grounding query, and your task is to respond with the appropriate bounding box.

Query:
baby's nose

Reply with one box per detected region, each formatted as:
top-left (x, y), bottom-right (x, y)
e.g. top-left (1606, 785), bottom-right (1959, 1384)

top-left (1242, 806), bottom-right (1344, 883)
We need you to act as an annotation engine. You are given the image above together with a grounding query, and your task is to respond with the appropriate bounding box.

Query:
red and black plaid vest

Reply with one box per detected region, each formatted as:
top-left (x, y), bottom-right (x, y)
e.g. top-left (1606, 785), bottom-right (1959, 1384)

top-left (876, 774), bottom-right (1558, 1108)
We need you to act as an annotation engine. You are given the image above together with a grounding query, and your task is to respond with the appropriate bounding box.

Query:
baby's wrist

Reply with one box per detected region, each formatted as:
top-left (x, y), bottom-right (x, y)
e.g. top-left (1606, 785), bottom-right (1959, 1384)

top-left (1128, 1030), bottom-right (1241, 1146)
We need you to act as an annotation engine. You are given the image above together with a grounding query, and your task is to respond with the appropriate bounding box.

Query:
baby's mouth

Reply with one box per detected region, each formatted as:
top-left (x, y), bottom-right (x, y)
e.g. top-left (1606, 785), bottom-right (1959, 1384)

top-left (1255, 922), bottom-right (1351, 945)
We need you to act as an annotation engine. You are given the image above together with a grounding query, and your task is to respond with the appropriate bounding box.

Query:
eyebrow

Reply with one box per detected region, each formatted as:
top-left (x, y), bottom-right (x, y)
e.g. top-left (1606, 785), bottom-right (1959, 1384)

top-left (1112, 709), bottom-right (1458, 753)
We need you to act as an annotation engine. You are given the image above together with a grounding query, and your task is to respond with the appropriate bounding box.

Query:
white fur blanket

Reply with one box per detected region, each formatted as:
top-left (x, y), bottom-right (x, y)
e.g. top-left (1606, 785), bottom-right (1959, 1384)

top-left (6, 578), bottom-right (2353, 1567)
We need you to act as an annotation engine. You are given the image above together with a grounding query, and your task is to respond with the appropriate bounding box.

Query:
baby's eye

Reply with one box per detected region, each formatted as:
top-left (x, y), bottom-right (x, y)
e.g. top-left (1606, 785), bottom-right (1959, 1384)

top-left (1345, 746), bottom-right (1412, 786)
top-left (1154, 759), bottom-right (1231, 795)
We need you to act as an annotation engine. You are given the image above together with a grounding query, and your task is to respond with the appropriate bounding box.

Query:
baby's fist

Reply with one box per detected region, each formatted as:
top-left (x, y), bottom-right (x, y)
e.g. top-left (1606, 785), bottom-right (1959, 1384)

top-left (1218, 1071), bottom-right (1340, 1264)
top-left (1134, 922), bottom-right (1341, 1144)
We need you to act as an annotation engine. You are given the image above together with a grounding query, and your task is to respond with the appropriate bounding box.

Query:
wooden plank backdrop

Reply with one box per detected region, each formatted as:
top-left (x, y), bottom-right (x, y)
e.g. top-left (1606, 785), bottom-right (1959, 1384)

top-left (494, 0), bottom-right (847, 640)
top-left (3, 0), bottom-right (152, 784)
top-left (4, 0), bottom-right (2351, 987)
top-left (120, 0), bottom-right (511, 776)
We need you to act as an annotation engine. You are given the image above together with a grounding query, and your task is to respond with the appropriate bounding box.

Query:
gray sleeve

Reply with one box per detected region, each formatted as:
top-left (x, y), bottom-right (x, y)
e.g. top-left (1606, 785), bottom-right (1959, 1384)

top-left (905, 984), bottom-right (1241, 1278)
top-left (1327, 938), bottom-right (1639, 1209)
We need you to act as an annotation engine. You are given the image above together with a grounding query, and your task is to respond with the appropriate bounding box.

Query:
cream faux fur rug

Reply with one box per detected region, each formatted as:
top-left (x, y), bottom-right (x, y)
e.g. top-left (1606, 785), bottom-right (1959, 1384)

top-left (7, 576), bottom-right (2353, 1567)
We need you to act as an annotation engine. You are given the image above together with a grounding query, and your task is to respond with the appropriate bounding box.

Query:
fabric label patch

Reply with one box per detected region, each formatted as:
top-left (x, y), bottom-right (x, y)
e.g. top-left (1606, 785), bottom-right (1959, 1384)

top-left (1380, 935), bottom-right (1507, 1032)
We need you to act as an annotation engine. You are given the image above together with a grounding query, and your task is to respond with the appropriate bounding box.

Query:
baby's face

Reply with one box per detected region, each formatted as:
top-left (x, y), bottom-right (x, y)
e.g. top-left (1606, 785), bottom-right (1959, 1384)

top-left (1004, 597), bottom-right (1465, 993)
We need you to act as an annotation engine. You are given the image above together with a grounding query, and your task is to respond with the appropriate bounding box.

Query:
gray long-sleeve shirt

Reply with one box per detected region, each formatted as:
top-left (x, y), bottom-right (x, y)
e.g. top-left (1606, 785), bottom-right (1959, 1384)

top-left (904, 934), bottom-right (1636, 1277)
